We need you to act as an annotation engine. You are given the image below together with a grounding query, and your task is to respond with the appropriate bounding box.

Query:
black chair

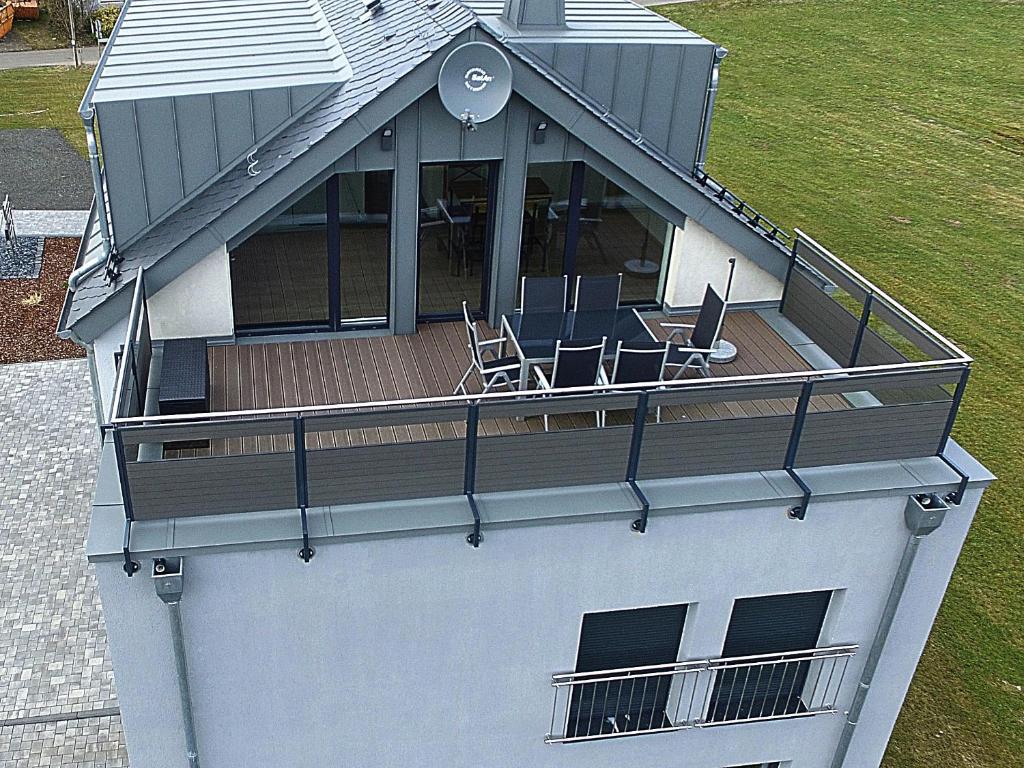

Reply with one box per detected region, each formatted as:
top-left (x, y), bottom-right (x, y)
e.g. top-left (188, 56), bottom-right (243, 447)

top-left (521, 275), bottom-right (568, 315)
top-left (454, 301), bottom-right (521, 395)
top-left (662, 285), bottom-right (726, 379)
top-left (598, 340), bottom-right (669, 426)
top-left (531, 337), bottom-right (607, 431)
top-left (574, 273), bottom-right (622, 312)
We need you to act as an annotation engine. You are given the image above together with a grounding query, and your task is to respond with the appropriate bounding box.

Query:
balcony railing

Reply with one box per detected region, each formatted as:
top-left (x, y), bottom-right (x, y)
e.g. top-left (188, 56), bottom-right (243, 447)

top-left (546, 645), bottom-right (858, 743)
top-left (105, 230), bottom-right (972, 574)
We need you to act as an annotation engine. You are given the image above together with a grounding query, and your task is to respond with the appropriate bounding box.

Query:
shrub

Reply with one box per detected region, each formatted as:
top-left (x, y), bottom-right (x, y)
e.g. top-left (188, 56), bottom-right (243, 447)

top-left (90, 3), bottom-right (119, 36)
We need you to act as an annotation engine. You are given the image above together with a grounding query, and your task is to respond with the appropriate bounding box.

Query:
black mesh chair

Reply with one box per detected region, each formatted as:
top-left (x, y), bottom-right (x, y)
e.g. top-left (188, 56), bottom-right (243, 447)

top-left (662, 285), bottom-right (726, 379)
top-left (454, 301), bottom-right (521, 395)
top-left (598, 340), bottom-right (669, 426)
top-left (573, 273), bottom-right (622, 312)
top-left (520, 275), bottom-right (568, 315)
top-left (531, 337), bottom-right (607, 431)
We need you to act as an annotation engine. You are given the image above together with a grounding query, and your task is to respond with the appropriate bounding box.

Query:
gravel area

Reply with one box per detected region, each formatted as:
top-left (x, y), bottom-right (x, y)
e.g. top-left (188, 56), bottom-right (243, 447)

top-left (0, 359), bottom-right (128, 766)
top-left (0, 237), bottom-right (85, 363)
top-left (0, 234), bottom-right (44, 278)
top-left (0, 129), bottom-right (92, 210)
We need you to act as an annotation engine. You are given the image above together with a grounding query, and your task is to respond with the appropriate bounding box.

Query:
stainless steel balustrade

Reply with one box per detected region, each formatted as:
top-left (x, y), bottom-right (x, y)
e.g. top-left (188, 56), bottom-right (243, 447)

top-left (546, 645), bottom-right (858, 743)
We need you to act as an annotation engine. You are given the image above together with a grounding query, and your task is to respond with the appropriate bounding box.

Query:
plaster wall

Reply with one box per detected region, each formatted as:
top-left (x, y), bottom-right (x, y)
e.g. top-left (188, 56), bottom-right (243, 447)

top-left (146, 245), bottom-right (234, 340)
top-left (96, 488), bottom-right (979, 768)
top-left (665, 218), bottom-right (784, 309)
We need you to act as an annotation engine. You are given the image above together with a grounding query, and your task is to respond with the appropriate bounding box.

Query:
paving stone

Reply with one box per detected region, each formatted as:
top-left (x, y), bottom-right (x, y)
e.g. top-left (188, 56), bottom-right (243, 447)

top-left (0, 716), bottom-right (127, 768)
top-left (13, 211), bottom-right (90, 238)
top-left (0, 359), bottom-right (127, 764)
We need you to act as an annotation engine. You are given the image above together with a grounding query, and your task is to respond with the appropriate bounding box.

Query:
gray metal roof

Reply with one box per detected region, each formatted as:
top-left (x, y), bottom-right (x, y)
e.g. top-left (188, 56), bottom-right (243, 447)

top-left (61, 0), bottom-right (722, 338)
top-left (466, 0), bottom-right (703, 42)
top-left (90, 0), bottom-right (352, 102)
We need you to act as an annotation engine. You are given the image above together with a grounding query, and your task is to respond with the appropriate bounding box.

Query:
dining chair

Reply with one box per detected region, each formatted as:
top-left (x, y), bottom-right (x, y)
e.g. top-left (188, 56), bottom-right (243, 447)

top-left (454, 301), bottom-right (521, 395)
top-left (531, 337), bottom-right (607, 431)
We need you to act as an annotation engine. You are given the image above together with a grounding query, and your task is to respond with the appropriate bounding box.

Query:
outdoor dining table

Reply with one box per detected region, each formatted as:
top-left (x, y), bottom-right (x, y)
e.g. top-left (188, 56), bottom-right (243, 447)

top-left (501, 307), bottom-right (657, 391)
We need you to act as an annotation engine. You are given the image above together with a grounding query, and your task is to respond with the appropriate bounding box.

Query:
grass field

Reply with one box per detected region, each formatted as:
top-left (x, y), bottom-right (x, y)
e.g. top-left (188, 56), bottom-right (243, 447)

top-left (0, 1), bottom-right (1020, 764)
top-left (0, 65), bottom-right (93, 155)
top-left (656, 1), bottom-right (1023, 765)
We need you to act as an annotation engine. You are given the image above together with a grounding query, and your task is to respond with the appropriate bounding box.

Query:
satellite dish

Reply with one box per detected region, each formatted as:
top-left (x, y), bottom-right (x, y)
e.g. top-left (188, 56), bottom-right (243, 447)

top-left (438, 42), bottom-right (513, 130)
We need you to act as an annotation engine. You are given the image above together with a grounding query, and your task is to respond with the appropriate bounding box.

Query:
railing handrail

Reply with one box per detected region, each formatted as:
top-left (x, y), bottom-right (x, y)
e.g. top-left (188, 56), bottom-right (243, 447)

top-left (108, 356), bottom-right (968, 429)
top-left (551, 644), bottom-right (859, 686)
top-left (109, 266), bottom-right (147, 423)
top-left (792, 228), bottom-right (969, 362)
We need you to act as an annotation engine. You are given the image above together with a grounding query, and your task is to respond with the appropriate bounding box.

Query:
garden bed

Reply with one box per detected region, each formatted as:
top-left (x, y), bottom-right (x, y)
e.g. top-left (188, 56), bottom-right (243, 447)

top-left (0, 236), bottom-right (84, 363)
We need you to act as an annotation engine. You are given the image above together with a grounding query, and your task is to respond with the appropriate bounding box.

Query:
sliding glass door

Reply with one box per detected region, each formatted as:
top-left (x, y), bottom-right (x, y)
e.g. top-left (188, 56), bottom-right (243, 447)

top-left (418, 162), bottom-right (496, 319)
top-left (517, 161), bottom-right (674, 307)
top-left (231, 171), bottom-right (392, 334)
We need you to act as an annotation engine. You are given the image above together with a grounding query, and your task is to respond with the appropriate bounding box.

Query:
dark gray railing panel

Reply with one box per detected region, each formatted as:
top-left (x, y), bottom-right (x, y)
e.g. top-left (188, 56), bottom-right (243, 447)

top-left (126, 453), bottom-right (297, 519)
top-left (474, 427), bottom-right (633, 493)
top-left (648, 381), bottom-right (805, 408)
top-left (793, 239), bottom-right (870, 304)
top-left (306, 440), bottom-right (466, 506)
top-left (119, 418), bottom-right (297, 446)
top-left (809, 368), bottom-right (961, 397)
top-left (782, 270), bottom-right (861, 365)
top-left (306, 404), bottom-right (470, 432)
top-left (479, 393), bottom-right (641, 421)
top-left (637, 416), bottom-right (794, 480)
top-left (796, 401), bottom-right (952, 467)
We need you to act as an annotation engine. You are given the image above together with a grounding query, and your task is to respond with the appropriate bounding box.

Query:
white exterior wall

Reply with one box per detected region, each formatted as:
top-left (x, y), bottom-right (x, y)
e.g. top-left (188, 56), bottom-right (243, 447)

top-left (665, 218), bottom-right (783, 309)
top-left (95, 488), bottom-right (980, 768)
top-left (146, 244), bottom-right (233, 340)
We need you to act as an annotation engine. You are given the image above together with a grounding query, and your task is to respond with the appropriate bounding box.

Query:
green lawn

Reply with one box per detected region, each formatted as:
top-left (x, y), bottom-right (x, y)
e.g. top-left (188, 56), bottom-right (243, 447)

top-left (0, 65), bottom-right (94, 155)
top-left (655, 1), bottom-right (1023, 765)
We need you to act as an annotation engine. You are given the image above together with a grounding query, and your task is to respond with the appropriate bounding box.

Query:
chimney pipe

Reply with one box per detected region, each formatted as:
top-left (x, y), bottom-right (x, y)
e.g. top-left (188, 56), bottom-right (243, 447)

top-left (501, 0), bottom-right (565, 29)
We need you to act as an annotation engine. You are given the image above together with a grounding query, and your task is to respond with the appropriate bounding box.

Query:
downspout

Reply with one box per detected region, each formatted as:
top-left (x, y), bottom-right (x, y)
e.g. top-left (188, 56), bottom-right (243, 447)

top-left (153, 558), bottom-right (202, 768)
top-left (68, 108), bottom-right (113, 291)
top-left (694, 46), bottom-right (728, 175)
top-left (829, 493), bottom-right (950, 768)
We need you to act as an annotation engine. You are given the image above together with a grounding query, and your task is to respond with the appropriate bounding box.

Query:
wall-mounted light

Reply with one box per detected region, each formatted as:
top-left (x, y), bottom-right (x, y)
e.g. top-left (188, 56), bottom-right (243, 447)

top-left (533, 121), bottom-right (548, 145)
top-left (381, 127), bottom-right (394, 151)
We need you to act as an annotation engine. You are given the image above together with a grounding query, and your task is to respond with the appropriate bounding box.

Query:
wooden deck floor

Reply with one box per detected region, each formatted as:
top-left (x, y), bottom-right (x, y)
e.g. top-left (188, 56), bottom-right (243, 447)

top-left (168, 311), bottom-right (838, 456)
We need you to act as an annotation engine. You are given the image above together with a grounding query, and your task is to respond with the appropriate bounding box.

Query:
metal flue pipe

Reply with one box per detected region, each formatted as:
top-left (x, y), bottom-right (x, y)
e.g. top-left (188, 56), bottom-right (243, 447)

top-left (694, 46), bottom-right (728, 174)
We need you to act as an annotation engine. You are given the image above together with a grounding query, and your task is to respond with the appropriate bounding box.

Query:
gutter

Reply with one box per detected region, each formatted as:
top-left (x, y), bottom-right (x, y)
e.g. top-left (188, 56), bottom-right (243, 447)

top-left (69, 0), bottom-right (136, 292)
top-left (829, 493), bottom-right (950, 768)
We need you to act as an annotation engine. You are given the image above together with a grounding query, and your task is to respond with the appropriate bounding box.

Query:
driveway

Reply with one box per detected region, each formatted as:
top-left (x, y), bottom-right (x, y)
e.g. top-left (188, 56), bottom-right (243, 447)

top-left (0, 359), bottom-right (128, 766)
top-left (0, 129), bottom-right (92, 210)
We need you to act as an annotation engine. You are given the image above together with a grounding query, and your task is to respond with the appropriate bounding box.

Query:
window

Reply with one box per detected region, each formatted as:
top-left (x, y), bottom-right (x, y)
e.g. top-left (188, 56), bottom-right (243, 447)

top-left (567, 603), bottom-right (687, 738)
top-left (710, 591), bottom-right (831, 722)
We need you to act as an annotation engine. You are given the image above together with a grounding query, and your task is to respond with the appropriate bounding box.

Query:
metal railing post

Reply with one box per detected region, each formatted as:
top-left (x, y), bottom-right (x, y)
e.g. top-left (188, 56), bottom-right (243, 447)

top-left (111, 427), bottom-right (139, 576)
top-left (938, 365), bottom-right (970, 454)
top-left (626, 392), bottom-right (651, 533)
top-left (464, 403), bottom-right (481, 546)
top-left (783, 380), bottom-right (814, 519)
top-left (293, 416), bottom-right (314, 562)
top-left (848, 292), bottom-right (874, 367)
top-left (779, 234), bottom-right (800, 311)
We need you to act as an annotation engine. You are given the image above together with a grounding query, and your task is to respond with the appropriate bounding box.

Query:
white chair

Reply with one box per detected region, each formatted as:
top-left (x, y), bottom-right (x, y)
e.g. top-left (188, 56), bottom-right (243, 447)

top-left (454, 302), bottom-right (521, 395)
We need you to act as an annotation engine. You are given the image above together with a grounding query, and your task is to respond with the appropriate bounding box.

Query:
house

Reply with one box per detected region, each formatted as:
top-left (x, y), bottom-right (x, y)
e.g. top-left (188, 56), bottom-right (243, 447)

top-left (57, 0), bottom-right (993, 766)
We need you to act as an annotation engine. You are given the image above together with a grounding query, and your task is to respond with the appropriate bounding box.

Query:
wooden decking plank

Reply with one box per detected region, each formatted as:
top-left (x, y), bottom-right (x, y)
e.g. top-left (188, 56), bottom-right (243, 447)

top-left (237, 345), bottom-right (260, 455)
top-left (250, 344), bottom-right (275, 454)
top-left (381, 334), bottom-right (432, 443)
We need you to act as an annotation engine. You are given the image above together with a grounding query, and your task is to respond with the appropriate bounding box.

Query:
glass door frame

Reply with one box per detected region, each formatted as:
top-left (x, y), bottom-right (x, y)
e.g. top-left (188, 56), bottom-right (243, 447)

top-left (522, 160), bottom-right (673, 310)
top-left (235, 173), bottom-right (392, 337)
top-left (416, 160), bottom-right (499, 323)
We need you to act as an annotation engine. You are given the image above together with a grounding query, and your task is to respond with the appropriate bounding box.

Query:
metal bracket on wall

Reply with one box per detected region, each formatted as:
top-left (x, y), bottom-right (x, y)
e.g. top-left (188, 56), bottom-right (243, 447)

top-left (298, 507), bottom-right (315, 562)
top-left (627, 479), bottom-right (651, 533)
top-left (122, 519), bottom-right (139, 576)
top-left (938, 454), bottom-right (970, 506)
top-left (785, 468), bottom-right (812, 520)
top-left (465, 494), bottom-right (482, 547)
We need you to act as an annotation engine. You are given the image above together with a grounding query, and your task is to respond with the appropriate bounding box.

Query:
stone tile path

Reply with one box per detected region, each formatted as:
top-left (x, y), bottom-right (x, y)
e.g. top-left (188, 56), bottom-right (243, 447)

top-left (14, 210), bottom-right (90, 237)
top-left (0, 359), bottom-right (128, 766)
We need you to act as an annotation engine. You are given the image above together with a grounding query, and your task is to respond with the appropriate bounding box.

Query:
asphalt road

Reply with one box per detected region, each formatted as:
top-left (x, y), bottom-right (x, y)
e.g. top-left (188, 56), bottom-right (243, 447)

top-left (0, 46), bottom-right (99, 70)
